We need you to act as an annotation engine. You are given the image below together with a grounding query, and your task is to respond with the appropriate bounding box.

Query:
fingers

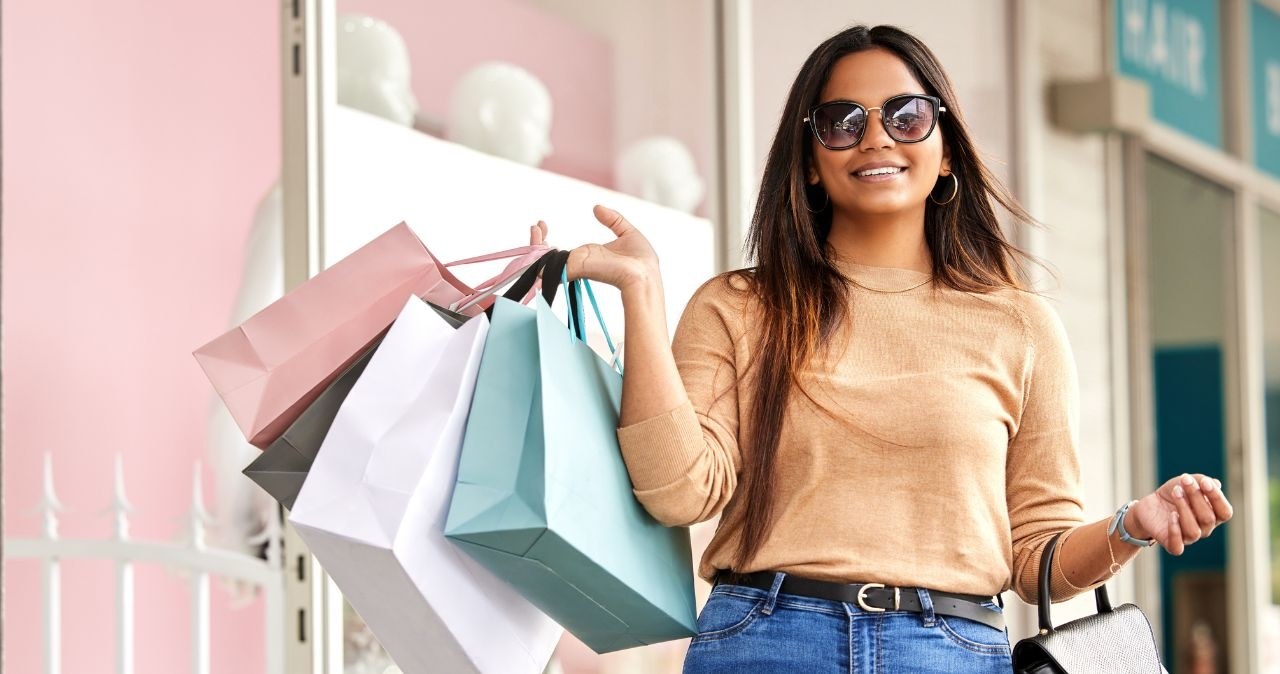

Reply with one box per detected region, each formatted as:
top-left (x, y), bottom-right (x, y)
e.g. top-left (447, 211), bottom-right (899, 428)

top-left (1167, 473), bottom-right (1233, 545)
top-left (1203, 477), bottom-right (1234, 523)
top-left (1164, 511), bottom-right (1185, 556)
top-left (1182, 474), bottom-right (1219, 538)
top-left (1170, 482), bottom-right (1200, 544)
top-left (593, 205), bottom-right (634, 238)
top-left (1150, 473), bottom-right (1233, 556)
top-left (530, 221), bottom-right (548, 246)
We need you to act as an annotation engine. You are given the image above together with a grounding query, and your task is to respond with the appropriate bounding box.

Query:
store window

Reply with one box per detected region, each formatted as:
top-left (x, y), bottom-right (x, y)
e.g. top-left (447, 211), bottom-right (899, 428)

top-left (1144, 154), bottom-right (1232, 673)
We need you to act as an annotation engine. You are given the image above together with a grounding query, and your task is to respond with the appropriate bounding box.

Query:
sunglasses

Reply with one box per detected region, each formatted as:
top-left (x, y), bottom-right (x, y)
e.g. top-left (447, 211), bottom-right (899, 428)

top-left (804, 94), bottom-right (946, 150)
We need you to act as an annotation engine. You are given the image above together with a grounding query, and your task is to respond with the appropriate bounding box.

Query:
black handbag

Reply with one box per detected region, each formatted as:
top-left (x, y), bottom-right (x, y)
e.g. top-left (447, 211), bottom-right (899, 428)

top-left (1011, 532), bottom-right (1168, 673)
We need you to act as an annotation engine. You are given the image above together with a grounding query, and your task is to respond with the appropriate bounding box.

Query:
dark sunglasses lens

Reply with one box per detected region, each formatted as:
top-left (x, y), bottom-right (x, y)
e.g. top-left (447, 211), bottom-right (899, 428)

top-left (884, 96), bottom-right (937, 141)
top-left (813, 103), bottom-right (865, 148)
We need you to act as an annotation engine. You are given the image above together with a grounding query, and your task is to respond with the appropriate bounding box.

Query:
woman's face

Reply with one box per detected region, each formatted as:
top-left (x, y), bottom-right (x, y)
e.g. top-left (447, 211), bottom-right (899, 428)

top-left (808, 48), bottom-right (950, 220)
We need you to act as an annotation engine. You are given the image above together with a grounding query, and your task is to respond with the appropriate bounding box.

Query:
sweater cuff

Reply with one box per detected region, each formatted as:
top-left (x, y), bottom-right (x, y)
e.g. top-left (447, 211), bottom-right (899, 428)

top-left (616, 400), bottom-right (706, 492)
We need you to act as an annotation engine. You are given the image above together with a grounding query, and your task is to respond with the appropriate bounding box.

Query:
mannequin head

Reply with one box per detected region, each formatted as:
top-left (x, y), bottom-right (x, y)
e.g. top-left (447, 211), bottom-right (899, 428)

top-left (336, 13), bottom-right (419, 127)
top-left (616, 136), bottom-right (705, 213)
top-left (446, 62), bottom-right (553, 166)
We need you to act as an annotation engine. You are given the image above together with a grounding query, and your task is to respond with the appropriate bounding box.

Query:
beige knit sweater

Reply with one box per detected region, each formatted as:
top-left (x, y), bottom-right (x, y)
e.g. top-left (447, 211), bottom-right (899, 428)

top-left (616, 259), bottom-right (1086, 604)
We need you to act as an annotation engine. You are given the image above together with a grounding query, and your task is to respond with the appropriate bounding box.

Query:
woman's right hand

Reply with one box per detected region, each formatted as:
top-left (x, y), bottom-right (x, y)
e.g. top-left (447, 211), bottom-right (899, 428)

top-left (565, 205), bottom-right (660, 293)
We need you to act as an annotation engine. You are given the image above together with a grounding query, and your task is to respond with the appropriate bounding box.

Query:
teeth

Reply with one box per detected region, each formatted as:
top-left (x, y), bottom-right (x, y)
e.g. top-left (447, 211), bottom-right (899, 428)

top-left (857, 167), bottom-right (903, 176)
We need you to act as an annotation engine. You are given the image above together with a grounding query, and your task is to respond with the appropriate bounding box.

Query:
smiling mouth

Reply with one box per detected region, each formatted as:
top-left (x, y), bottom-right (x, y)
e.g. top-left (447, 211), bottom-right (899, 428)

top-left (853, 166), bottom-right (906, 177)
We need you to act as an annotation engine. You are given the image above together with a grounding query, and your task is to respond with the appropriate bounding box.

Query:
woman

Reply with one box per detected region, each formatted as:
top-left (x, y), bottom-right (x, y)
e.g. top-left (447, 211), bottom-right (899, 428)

top-left (560, 24), bottom-right (1233, 672)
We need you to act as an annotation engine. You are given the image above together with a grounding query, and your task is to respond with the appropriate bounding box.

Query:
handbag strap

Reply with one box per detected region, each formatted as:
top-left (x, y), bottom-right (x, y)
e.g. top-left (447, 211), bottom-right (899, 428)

top-left (1036, 532), bottom-right (1116, 634)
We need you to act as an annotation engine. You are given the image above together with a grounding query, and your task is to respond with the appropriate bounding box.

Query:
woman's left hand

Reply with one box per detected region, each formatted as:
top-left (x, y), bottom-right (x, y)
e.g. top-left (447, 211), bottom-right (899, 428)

top-left (1126, 473), bottom-right (1234, 555)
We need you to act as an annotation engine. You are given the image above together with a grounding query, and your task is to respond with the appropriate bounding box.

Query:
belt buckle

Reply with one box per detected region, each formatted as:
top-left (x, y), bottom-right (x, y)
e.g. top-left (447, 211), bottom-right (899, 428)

top-left (855, 583), bottom-right (900, 612)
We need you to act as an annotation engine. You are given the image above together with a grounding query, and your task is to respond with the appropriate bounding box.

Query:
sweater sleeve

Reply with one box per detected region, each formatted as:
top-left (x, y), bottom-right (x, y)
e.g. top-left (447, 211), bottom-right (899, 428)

top-left (615, 275), bottom-right (744, 527)
top-left (1006, 294), bottom-right (1088, 604)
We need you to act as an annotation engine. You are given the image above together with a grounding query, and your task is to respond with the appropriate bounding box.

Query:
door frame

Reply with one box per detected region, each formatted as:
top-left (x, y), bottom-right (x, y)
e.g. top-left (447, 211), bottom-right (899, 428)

top-left (280, 0), bottom-right (344, 672)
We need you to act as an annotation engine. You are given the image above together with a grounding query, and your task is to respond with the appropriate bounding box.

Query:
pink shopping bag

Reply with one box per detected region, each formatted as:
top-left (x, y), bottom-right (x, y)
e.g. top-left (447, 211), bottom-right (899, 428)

top-left (194, 222), bottom-right (547, 449)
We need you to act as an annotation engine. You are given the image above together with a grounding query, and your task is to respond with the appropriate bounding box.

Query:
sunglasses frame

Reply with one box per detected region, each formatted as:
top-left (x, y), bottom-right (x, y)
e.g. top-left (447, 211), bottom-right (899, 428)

top-left (804, 94), bottom-right (946, 150)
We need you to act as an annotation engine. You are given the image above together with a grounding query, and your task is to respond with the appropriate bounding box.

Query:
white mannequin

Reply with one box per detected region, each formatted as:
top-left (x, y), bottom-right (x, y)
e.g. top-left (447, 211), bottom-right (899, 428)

top-left (615, 136), bottom-right (705, 214)
top-left (336, 14), bottom-right (420, 127)
top-left (209, 11), bottom-right (419, 574)
top-left (446, 62), bottom-right (554, 167)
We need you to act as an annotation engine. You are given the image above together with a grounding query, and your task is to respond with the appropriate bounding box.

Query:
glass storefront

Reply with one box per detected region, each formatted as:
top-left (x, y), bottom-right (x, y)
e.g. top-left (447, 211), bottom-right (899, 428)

top-left (1145, 154), bottom-right (1232, 673)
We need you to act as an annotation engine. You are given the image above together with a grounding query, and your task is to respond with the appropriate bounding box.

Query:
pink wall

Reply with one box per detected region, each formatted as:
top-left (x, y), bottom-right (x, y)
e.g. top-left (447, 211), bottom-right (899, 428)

top-left (3, 1), bottom-right (617, 670)
top-left (337, 0), bottom-right (615, 187)
top-left (2, 1), bottom-right (279, 672)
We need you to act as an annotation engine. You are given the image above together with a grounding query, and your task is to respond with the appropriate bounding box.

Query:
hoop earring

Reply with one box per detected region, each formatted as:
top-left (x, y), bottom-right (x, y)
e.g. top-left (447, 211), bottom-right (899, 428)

top-left (929, 173), bottom-right (959, 205)
top-left (805, 185), bottom-right (829, 213)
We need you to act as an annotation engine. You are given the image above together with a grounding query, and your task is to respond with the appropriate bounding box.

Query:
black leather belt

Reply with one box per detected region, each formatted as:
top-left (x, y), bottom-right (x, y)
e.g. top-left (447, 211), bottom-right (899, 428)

top-left (714, 570), bottom-right (1006, 632)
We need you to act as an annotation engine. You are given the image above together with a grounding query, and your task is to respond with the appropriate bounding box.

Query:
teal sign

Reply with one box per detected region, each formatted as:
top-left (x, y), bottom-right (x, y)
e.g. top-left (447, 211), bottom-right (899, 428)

top-left (1115, 0), bottom-right (1223, 148)
top-left (1253, 1), bottom-right (1280, 178)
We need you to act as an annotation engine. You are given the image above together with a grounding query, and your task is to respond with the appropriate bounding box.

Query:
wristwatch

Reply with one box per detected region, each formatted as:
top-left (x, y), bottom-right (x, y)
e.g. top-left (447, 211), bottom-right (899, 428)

top-left (1108, 500), bottom-right (1156, 547)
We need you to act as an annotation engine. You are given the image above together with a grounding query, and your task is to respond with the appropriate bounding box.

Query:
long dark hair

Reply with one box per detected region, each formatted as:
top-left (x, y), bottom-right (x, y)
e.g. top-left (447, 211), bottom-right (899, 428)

top-left (725, 24), bottom-right (1041, 569)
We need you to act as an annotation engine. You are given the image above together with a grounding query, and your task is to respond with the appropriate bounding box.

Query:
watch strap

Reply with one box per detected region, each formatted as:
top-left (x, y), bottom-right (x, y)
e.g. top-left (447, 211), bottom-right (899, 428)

top-left (1109, 500), bottom-right (1156, 548)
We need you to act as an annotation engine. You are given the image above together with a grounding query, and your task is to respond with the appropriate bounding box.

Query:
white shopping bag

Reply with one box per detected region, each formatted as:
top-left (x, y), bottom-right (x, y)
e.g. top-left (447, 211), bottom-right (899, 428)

top-left (289, 294), bottom-right (563, 674)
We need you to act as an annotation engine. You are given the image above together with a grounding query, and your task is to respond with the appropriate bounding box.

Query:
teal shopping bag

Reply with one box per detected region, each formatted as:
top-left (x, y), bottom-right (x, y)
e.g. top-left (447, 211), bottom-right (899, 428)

top-left (445, 269), bottom-right (696, 653)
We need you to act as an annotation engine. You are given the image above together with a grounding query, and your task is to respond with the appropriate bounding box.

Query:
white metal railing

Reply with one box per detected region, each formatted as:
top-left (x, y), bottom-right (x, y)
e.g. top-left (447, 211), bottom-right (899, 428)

top-left (5, 453), bottom-right (286, 674)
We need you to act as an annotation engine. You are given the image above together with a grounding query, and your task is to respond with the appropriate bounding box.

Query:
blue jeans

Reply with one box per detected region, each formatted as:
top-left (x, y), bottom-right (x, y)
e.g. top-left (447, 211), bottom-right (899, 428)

top-left (683, 573), bottom-right (1012, 673)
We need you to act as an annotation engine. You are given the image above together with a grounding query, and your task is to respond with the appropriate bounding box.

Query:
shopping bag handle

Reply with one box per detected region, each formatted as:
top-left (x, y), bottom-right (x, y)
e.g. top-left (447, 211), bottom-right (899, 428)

top-left (540, 250), bottom-right (571, 306)
top-left (558, 263), bottom-right (584, 340)
top-left (451, 249), bottom-right (558, 313)
top-left (508, 251), bottom-right (621, 375)
top-left (493, 249), bottom-right (554, 307)
top-left (559, 265), bottom-right (622, 375)
top-left (472, 246), bottom-right (572, 313)
top-left (449, 244), bottom-right (552, 302)
top-left (443, 244), bottom-right (550, 268)
top-left (583, 277), bottom-right (623, 374)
